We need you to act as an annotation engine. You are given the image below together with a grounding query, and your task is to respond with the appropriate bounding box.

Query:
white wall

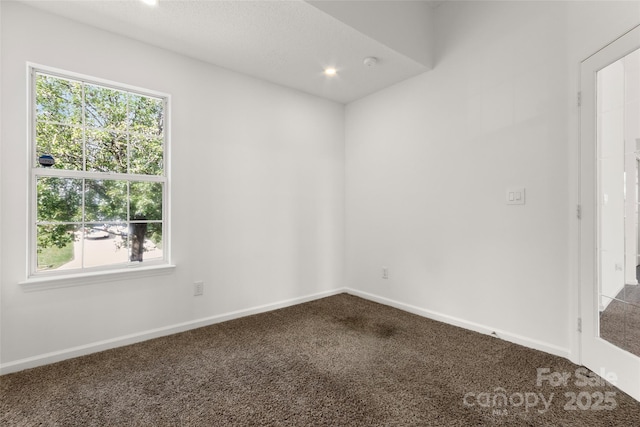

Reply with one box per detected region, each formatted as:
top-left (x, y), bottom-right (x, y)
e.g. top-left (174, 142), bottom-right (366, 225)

top-left (0, 2), bottom-right (345, 370)
top-left (345, 1), bottom-right (640, 360)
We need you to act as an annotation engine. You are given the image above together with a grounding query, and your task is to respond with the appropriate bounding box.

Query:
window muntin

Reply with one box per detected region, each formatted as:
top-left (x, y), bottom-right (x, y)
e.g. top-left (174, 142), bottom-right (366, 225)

top-left (31, 69), bottom-right (168, 276)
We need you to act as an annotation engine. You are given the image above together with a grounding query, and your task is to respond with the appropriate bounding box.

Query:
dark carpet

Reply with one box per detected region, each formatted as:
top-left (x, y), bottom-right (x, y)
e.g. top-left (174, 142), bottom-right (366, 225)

top-left (1, 293), bottom-right (639, 426)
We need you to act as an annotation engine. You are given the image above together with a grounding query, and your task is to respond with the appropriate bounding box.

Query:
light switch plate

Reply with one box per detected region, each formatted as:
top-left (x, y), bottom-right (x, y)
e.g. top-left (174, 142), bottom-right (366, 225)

top-left (506, 187), bottom-right (525, 205)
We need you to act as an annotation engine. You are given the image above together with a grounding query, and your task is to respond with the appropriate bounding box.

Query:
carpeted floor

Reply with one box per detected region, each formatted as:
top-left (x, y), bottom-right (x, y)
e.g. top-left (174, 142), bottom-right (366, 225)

top-left (600, 284), bottom-right (640, 358)
top-left (1, 293), bottom-right (640, 426)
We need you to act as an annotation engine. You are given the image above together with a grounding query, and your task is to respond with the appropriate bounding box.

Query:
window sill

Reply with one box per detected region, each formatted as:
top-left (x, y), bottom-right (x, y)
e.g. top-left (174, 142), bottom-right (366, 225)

top-left (19, 264), bottom-right (176, 292)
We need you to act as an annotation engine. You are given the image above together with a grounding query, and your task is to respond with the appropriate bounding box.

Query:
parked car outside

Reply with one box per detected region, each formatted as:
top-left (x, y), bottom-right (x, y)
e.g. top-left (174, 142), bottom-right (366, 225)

top-left (86, 229), bottom-right (109, 239)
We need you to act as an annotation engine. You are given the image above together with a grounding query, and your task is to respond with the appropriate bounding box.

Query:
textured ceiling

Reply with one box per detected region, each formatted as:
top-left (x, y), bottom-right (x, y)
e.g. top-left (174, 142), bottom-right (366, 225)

top-left (17, 0), bottom-right (435, 104)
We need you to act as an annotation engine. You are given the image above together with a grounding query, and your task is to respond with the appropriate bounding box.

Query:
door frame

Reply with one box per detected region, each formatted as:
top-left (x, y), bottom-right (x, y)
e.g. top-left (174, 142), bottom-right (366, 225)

top-left (579, 24), bottom-right (640, 403)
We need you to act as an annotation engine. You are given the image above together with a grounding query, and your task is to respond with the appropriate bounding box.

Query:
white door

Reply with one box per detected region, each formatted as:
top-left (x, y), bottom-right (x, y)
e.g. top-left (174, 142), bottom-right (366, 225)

top-left (580, 25), bottom-right (640, 402)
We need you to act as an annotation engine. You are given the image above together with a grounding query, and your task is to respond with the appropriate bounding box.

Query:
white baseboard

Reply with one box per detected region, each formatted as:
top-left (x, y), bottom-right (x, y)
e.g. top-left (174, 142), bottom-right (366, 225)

top-left (0, 288), bottom-right (346, 375)
top-left (1, 287), bottom-right (572, 375)
top-left (345, 288), bottom-right (571, 360)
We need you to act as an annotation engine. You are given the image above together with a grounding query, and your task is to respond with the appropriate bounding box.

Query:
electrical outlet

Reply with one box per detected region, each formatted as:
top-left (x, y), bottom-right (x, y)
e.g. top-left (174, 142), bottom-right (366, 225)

top-left (194, 281), bottom-right (204, 296)
top-left (382, 267), bottom-right (389, 279)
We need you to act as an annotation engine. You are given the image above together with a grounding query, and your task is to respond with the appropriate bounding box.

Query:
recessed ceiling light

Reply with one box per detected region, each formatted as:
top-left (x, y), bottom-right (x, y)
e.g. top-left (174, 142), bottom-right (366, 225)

top-left (324, 68), bottom-right (337, 76)
top-left (140, 0), bottom-right (158, 6)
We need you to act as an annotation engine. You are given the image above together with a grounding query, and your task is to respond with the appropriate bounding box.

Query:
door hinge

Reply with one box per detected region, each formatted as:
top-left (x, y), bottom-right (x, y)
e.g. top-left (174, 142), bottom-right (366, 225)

top-left (577, 205), bottom-right (582, 219)
top-left (577, 91), bottom-right (582, 107)
top-left (577, 317), bottom-right (582, 333)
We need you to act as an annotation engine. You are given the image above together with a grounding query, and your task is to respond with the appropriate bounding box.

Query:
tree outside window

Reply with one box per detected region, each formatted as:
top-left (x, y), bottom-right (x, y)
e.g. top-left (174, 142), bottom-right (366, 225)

top-left (31, 69), bottom-right (168, 274)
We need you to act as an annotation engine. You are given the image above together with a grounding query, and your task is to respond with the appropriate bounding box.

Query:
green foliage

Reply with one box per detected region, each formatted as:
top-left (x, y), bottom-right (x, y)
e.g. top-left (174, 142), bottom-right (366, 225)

top-left (36, 75), bottom-right (83, 125)
top-left (37, 237), bottom-right (75, 271)
top-left (130, 182), bottom-right (163, 220)
top-left (147, 223), bottom-right (163, 246)
top-left (35, 73), bottom-right (165, 264)
top-left (37, 177), bottom-right (83, 222)
top-left (85, 180), bottom-right (128, 222)
top-left (36, 122), bottom-right (83, 170)
top-left (37, 224), bottom-right (76, 253)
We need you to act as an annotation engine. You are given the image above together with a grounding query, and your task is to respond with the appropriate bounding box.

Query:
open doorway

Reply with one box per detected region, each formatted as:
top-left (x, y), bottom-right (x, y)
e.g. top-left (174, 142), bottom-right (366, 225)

top-left (580, 24), bottom-right (640, 402)
top-left (596, 47), bottom-right (640, 358)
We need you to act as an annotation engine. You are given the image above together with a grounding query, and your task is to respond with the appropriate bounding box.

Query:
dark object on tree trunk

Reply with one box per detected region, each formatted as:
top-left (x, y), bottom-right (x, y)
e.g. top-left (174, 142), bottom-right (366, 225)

top-left (130, 219), bottom-right (147, 262)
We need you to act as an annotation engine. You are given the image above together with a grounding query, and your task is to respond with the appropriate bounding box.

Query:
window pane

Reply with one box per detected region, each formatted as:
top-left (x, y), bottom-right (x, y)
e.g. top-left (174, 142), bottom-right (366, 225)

top-left (86, 129), bottom-right (128, 173)
top-left (84, 179), bottom-right (127, 222)
top-left (106, 222), bottom-right (128, 239)
top-left (36, 122), bottom-right (83, 170)
top-left (143, 222), bottom-right (163, 261)
top-left (130, 135), bottom-right (163, 175)
top-left (32, 69), bottom-right (168, 276)
top-left (83, 224), bottom-right (128, 268)
top-left (626, 302), bottom-right (640, 357)
top-left (37, 177), bottom-right (83, 223)
top-left (128, 222), bottom-right (162, 262)
top-left (129, 181), bottom-right (163, 221)
top-left (36, 224), bottom-right (79, 271)
top-left (129, 94), bottom-right (164, 137)
top-left (84, 84), bottom-right (128, 130)
top-left (35, 74), bottom-right (82, 125)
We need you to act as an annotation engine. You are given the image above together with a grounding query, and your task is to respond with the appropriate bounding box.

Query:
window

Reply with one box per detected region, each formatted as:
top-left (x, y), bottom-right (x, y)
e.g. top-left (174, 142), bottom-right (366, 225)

top-left (30, 67), bottom-right (169, 277)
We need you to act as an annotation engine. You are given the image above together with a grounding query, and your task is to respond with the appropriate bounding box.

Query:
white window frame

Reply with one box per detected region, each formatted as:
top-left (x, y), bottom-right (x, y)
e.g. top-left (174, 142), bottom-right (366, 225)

top-left (25, 64), bottom-right (172, 285)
